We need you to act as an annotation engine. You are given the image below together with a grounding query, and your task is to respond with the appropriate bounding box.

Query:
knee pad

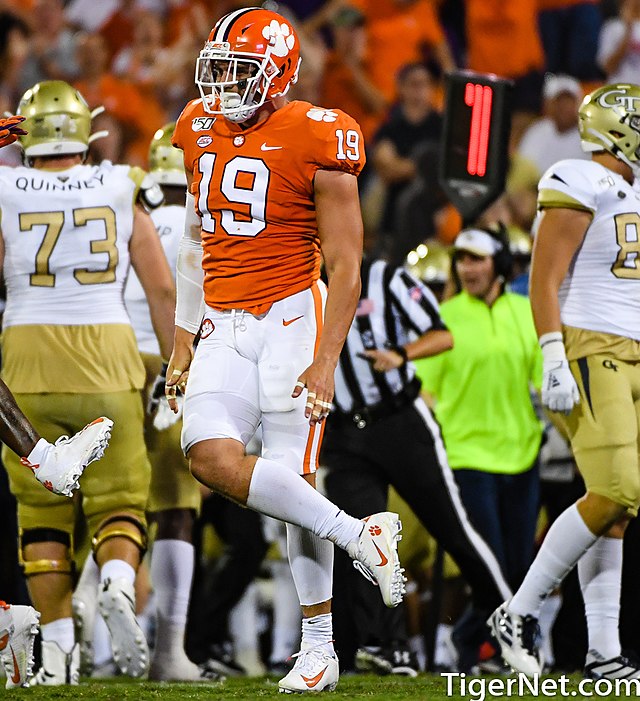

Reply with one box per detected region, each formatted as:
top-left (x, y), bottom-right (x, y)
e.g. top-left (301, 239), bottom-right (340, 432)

top-left (19, 528), bottom-right (74, 577)
top-left (92, 514), bottom-right (148, 556)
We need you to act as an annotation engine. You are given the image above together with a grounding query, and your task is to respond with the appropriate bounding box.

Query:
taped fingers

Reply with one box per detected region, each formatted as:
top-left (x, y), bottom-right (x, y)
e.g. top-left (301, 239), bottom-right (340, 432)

top-left (305, 391), bottom-right (317, 411)
top-left (166, 369), bottom-right (185, 395)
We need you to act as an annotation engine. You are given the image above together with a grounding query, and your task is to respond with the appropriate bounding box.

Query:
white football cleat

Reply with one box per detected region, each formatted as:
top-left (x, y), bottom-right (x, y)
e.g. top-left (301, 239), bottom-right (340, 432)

top-left (278, 644), bottom-right (339, 693)
top-left (584, 650), bottom-right (640, 680)
top-left (21, 417), bottom-right (114, 497)
top-left (488, 602), bottom-right (544, 677)
top-left (348, 512), bottom-right (405, 608)
top-left (98, 577), bottom-right (149, 678)
top-left (31, 641), bottom-right (79, 686)
top-left (0, 602), bottom-right (40, 688)
top-left (149, 650), bottom-right (223, 682)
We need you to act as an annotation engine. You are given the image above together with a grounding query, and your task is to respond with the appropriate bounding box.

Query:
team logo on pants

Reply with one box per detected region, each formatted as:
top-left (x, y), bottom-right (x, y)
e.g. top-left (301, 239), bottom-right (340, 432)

top-left (200, 318), bottom-right (215, 339)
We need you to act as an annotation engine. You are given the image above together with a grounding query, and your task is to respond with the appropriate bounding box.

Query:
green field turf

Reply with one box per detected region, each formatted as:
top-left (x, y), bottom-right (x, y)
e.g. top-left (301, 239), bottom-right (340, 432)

top-left (2, 674), bottom-right (637, 701)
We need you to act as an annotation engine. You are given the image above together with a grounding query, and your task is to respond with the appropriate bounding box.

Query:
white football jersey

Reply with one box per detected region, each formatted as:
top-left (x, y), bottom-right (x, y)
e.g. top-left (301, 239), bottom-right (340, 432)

top-left (0, 161), bottom-right (141, 327)
top-left (537, 159), bottom-right (640, 340)
top-left (124, 204), bottom-right (184, 355)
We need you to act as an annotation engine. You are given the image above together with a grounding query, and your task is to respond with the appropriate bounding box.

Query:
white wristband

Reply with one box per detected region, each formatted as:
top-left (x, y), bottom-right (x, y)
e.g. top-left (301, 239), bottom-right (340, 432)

top-left (539, 331), bottom-right (567, 363)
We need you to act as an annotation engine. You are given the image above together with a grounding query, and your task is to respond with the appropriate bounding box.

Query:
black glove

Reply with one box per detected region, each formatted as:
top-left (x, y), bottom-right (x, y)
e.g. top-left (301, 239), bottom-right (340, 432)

top-left (147, 362), bottom-right (169, 415)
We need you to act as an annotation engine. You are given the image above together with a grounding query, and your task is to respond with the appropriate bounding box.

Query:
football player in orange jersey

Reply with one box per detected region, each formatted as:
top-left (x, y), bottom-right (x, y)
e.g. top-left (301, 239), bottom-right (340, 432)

top-left (167, 7), bottom-right (406, 692)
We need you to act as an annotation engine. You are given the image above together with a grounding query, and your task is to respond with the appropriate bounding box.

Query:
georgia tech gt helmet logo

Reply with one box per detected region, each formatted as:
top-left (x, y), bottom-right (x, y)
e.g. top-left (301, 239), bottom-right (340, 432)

top-left (597, 88), bottom-right (640, 112)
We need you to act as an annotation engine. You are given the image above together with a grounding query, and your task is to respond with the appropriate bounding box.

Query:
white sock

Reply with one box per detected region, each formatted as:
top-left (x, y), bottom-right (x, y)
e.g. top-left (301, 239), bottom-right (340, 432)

top-left (510, 504), bottom-right (598, 617)
top-left (76, 554), bottom-right (100, 591)
top-left (538, 592), bottom-right (562, 668)
top-left (151, 539), bottom-right (194, 656)
top-left (246, 457), bottom-right (363, 549)
top-left (270, 560), bottom-right (301, 663)
top-left (25, 437), bottom-right (51, 464)
top-left (286, 524), bottom-right (334, 606)
top-left (150, 539), bottom-right (194, 629)
top-left (434, 624), bottom-right (455, 668)
top-left (137, 591), bottom-right (156, 647)
top-left (578, 536), bottom-right (622, 660)
top-left (301, 613), bottom-right (334, 654)
top-left (100, 559), bottom-right (135, 586)
top-left (409, 634), bottom-right (426, 672)
top-left (230, 583), bottom-right (265, 676)
top-left (41, 617), bottom-right (75, 654)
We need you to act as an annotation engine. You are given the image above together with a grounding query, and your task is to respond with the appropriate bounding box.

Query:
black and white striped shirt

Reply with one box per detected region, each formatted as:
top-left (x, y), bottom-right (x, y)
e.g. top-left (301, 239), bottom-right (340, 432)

top-left (334, 258), bottom-right (446, 413)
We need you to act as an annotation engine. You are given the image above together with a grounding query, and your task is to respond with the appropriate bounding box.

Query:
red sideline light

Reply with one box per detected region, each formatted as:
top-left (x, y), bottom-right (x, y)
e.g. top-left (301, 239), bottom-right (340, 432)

top-left (464, 82), bottom-right (493, 177)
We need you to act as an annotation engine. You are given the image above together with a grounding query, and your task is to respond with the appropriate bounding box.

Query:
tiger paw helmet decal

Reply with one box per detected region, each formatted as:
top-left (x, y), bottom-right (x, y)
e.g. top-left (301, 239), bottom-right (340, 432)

top-left (262, 20), bottom-right (296, 56)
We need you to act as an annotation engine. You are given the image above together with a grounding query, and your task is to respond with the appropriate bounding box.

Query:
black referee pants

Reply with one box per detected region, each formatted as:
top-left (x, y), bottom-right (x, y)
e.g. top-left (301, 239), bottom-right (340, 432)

top-left (322, 398), bottom-right (511, 665)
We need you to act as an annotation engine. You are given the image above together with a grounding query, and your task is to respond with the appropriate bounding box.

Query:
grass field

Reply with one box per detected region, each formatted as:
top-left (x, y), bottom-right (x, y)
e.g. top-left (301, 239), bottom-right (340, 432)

top-left (3, 674), bottom-right (638, 700)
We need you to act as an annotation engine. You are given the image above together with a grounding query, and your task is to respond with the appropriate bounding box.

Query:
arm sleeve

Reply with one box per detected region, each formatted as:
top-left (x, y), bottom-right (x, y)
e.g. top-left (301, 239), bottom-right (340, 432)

top-left (175, 192), bottom-right (205, 334)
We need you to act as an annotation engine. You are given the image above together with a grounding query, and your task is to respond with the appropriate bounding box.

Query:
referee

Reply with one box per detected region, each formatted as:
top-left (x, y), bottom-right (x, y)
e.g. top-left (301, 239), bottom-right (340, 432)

top-left (322, 255), bottom-right (512, 672)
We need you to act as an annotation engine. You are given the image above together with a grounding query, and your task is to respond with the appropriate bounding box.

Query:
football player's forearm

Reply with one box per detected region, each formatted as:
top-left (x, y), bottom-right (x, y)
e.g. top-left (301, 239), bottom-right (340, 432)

top-left (317, 265), bottom-right (360, 366)
top-left (175, 237), bottom-right (205, 334)
top-left (149, 291), bottom-right (178, 361)
top-left (529, 208), bottom-right (589, 338)
top-left (529, 243), bottom-right (563, 337)
top-left (530, 280), bottom-right (563, 339)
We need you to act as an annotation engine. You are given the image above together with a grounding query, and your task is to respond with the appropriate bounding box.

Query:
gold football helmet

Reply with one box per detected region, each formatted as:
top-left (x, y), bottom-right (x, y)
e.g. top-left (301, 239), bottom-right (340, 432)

top-left (148, 123), bottom-right (186, 186)
top-left (506, 225), bottom-right (532, 258)
top-left (579, 83), bottom-right (640, 173)
top-left (16, 80), bottom-right (105, 160)
top-left (406, 240), bottom-right (450, 286)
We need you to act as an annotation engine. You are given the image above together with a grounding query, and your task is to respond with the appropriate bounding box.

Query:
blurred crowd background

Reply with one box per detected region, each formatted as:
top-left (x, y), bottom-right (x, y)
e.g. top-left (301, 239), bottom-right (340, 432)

top-left (0, 0), bottom-right (629, 264)
top-left (3, 0), bottom-right (640, 680)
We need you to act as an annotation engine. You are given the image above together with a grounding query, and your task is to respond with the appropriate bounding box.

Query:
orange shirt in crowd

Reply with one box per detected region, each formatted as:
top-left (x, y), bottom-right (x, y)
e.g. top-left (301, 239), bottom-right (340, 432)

top-left (465, 0), bottom-right (544, 78)
top-left (172, 100), bottom-right (365, 314)
top-left (318, 52), bottom-right (382, 144)
top-left (74, 75), bottom-right (166, 166)
top-left (99, 8), bottom-right (136, 61)
top-left (349, 0), bottom-right (445, 103)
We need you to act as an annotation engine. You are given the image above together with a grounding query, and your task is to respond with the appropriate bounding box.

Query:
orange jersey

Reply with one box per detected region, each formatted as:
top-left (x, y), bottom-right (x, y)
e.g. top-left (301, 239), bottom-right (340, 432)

top-left (172, 100), bottom-right (365, 314)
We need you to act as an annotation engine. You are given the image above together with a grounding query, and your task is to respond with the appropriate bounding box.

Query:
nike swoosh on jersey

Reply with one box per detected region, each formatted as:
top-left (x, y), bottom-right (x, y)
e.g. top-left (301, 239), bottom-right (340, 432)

top-left (10, 647), bottom-right (20, 684)
top-left (261, 143), bottom-right (283, 151)
top-left (301, 665), bottom-right (328, 688)
top-left (373, 541), bottom-right (388, 567)
top-left (283, 315), bottom-right (304, 326)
